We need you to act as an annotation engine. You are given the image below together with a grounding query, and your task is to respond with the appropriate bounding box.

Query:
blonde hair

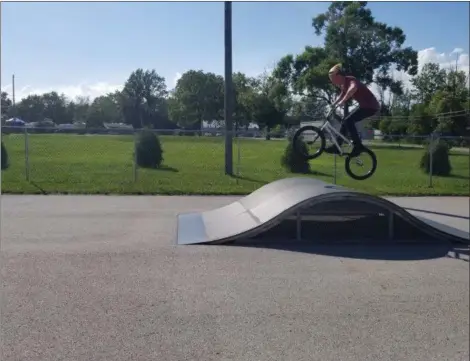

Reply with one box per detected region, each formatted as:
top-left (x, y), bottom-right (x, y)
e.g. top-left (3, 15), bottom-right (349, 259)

top-left (328, 63), bottom-right (343, 75)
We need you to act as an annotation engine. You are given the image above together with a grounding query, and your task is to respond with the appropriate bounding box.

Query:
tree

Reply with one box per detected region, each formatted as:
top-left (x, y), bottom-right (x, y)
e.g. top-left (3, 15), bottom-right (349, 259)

top-left (14, 92), bottom-right (70, 124)
top-left (86, 95), bottom-right (122, 128)
top-left (246, 73), bottom-right (287, 140)
top-left (374, 68), bottom-right (404, 109)
top-left (67, 96), bottom-right (90, 124)
top-left (389, 89), bottom-right (412, 117)
top-left (1, 92), bottom-right (12, 122)
top-left (290, 95), bottom-right (329, 122)
top-left (427, 72), bottom-right (469, 138)
top-left (410, 63), bottom-right (447, 104)
top-left (273, 47), bottom-right (338, 110)
top-left (41, 91), bottom-right (70, 124)
top-left (274, 1), bottom-right (418, 117)
top-left (313, 2), bottom-right (418, 85)
top-left (248, 93), bottom-right (284, 140)
top-left (232, 72), bottom-right (259, 130)
top-left (135, 130), bottom-right (164, 168)
top-left (167, 95), bottom-right (190, 128)
top-left (261, 72), bottom-right (293, 119)
top-left (121, 69), bottom-right (169, 129)
top-left (169, 70), bottom-right (224, 129)
top-left (15, 94), bottom-right (46, 123)
top-left (406, 103), bottom-right (435, 139)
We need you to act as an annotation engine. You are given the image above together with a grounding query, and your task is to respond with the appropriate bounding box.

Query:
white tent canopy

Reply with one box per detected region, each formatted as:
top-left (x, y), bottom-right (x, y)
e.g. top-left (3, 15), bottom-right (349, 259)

top-left (5, 117), bottom-right (26, 125)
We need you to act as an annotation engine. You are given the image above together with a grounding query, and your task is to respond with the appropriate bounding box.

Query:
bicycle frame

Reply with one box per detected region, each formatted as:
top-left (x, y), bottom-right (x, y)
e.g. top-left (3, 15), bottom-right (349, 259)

top-left (312, 118), bottom-right (353, 156)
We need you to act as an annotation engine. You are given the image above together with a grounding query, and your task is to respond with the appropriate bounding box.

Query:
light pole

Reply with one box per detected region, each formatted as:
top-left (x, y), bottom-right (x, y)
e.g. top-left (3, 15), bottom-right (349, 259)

top-left (224, 1), bottom-right (233, 175)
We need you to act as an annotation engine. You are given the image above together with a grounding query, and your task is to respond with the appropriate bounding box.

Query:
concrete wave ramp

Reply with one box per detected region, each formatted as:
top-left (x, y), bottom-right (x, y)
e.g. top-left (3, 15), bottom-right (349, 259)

top-left (176, 178), bottom-right (469, 245)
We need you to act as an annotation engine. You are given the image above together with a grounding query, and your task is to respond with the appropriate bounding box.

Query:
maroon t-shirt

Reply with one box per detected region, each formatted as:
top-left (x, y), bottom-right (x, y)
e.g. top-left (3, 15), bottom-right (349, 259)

top-left (340, 76), bottom-right (380, 110)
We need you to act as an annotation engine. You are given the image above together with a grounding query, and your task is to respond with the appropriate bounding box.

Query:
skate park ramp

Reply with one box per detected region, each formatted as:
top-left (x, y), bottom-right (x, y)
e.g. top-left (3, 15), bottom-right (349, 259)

top-left (176, 178), bottom-right (469, 245)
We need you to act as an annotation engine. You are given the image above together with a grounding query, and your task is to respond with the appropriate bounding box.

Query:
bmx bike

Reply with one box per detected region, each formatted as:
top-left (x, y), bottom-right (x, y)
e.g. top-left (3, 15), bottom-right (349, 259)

top-left (291, 115), bottom-right (377, 181)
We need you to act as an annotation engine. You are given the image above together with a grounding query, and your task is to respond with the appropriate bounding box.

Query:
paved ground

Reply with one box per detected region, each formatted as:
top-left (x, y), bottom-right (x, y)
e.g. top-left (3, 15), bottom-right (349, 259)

top-left (2, 195), bottom-right (469, 361)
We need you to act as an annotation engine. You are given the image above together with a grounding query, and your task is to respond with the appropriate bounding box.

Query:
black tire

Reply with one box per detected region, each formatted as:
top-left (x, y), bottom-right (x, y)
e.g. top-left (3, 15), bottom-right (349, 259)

top-left (291, 125), bottom-right (326, 160)
top-left (344, 146), bottom-right (377, 180)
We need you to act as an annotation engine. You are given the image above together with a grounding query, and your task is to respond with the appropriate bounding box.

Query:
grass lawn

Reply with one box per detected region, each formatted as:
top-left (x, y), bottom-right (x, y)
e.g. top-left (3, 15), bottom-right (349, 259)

top-left (1, 133), bottom-right (469, 196)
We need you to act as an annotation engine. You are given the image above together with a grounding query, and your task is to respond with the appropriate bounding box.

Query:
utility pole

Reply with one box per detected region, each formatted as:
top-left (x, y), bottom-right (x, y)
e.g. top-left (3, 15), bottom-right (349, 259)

top-left (11, 74), bottom-right (16, 117)
top-left (224, 1), bottom-right (233, 175)
top-left (12, 74), bottom-right (16, 106)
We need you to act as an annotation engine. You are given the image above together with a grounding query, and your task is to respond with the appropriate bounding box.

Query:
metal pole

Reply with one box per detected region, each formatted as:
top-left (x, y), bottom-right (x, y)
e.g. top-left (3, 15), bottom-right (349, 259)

top-left (237, 133), bottom-right (241, 176)
top-left (133, 131), bottom-right (138, 182)
top-left (12, 74), bottom-right (16, 108)
top-left (24, 126), bottom-right (30, 181)
top-left (224, 1), bottom-right (233, 175)
top-left (428, 133), bottom-right (433, 188)
top-left (333, 153), bottom-right (337, 184)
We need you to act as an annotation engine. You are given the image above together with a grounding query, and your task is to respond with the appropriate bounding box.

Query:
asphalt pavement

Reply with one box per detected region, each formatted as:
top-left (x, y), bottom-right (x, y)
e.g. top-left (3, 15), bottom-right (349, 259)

top-left (2, 195), bottom-right (469, 361)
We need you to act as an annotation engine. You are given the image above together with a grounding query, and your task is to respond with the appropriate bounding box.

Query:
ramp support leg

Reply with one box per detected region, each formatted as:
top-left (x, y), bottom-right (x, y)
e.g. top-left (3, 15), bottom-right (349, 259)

top-left (388, 211), bottom-right (394, 240)
top-left (296, 211), bottom-right (302, 241)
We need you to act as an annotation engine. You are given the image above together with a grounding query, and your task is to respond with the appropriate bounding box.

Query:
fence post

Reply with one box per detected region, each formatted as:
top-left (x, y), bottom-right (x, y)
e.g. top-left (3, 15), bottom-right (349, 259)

top-left (133, 131), bottom-right (138, 182)
top-left (24, 127), bottom-right (30, 181)
top-left (236, 131), bottom-right (241, 178)
top-left (428, 133), bottom-right (433, 188)
top-left (333, 153), bottom-right (337, 184)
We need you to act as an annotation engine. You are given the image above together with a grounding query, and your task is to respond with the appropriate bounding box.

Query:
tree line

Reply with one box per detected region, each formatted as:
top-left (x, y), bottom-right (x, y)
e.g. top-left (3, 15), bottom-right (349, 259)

top-left (1, 2), bottom-right (469, 140)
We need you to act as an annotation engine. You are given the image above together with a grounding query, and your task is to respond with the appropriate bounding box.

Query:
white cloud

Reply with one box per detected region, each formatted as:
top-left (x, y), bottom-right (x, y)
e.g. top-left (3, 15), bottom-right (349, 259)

top-left (1, 81), bottom-right (123, 102)
top-left (1, 47), bottom-right (468, 104)
top-left (369, 47), bottom-right (469, 101)
top-left (451, 47), bottom-right (464, 55)
top-left (172, 72), bottom-right (182, 87)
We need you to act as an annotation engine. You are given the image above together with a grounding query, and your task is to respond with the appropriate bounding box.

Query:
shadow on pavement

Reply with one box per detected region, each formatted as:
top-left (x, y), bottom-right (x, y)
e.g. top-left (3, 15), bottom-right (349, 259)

top-left (227, 240), bottom-right (469, 262)
top-left (224, 215), bottom-right (469, 261)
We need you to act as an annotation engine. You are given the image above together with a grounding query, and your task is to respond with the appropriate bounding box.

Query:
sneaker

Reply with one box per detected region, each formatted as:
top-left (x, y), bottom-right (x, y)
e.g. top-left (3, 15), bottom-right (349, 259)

top-left (324, 145), bottom-right (341, 154)
top-left (349, 144), bottom-right (365, 157)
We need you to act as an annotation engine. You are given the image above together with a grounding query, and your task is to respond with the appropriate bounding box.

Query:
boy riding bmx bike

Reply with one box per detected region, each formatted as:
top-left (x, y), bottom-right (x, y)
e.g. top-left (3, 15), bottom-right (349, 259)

top-left (325, 64), bottom-right (380, 157)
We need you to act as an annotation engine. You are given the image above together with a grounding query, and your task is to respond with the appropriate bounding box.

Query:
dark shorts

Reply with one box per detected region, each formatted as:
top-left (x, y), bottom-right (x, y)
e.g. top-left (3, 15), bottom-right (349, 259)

top-left (344, 107), bottom-right (378, 123)
top-left (339, 107), bottom-right (379, 145)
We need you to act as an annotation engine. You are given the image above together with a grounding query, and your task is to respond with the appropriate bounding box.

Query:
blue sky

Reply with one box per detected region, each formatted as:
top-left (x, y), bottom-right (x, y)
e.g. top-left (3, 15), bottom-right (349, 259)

top-left (1, 1), bottom-right (469, 100)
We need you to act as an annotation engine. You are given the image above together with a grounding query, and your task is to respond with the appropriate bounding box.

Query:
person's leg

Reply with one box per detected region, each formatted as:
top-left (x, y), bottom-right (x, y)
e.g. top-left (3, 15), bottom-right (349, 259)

top-left (347, 108), bottom-right (378, 156)
top-left (336, 122), bottom-right (349, 146)
top-left (324, 108), bottom-right (361, 154)
top-left (345, 108), bottom-right (368, 146)
top-left (325, 108), bottom-right (377, 155)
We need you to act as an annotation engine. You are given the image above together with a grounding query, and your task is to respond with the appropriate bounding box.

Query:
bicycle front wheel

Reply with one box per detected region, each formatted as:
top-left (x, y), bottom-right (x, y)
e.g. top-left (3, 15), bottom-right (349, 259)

top-left (291, 125), bottom-right (326, 160)
top-left (344, 147), bottom-right (377, 180)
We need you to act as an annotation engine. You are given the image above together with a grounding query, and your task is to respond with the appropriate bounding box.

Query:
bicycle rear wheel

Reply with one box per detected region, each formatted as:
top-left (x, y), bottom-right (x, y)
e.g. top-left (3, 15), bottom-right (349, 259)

top-left (344, 147), bottom-right (377, 180)
top-left (291, 125), bottom-right (326, 160)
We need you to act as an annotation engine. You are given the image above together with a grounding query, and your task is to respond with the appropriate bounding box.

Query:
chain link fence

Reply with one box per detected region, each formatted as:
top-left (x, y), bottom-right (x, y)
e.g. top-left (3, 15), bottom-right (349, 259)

top-left (1, 125), bottom-right (469, 193)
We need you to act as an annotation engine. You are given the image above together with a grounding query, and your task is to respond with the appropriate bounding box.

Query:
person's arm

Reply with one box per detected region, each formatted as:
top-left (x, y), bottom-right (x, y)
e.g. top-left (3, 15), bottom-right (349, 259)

top-left (327, 84), bottom-right (347, 118)
top-left (332, 86), bottom-right (346, 107)
top-left (337, 79), bottom-right (358, 106)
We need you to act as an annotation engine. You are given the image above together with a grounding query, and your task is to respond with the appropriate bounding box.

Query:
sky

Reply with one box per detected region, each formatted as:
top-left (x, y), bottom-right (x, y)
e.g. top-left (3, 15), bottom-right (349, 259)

top-left (1, 1), bottom-right (469, 101)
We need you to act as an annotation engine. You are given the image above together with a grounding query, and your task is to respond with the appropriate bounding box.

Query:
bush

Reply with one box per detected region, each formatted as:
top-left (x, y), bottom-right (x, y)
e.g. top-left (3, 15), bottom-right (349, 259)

top-left (281, 140), bottom-right (310, 174)
top-left (1, 141), bottom-right (9, 170)
top-left (135, 130), bottom-right (164, 168)
top-left (419, 140), bottom-right (452, 176)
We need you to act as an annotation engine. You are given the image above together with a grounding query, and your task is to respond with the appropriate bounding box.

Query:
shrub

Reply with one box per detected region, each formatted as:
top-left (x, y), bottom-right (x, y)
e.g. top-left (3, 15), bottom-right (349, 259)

top-left (1, 141), bottom-right (9, 170)
top-left (135, 130), bottom-right (163, 168)
top-left (281, 140), bottom-right (310, 174)
top-left (419, 140), bottom-right (452, 176)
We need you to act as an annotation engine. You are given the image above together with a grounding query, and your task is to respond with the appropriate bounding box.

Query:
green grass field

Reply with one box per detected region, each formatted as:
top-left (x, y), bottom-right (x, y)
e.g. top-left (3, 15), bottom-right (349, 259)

top-left (1, 133), bottom-right (469, 196)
